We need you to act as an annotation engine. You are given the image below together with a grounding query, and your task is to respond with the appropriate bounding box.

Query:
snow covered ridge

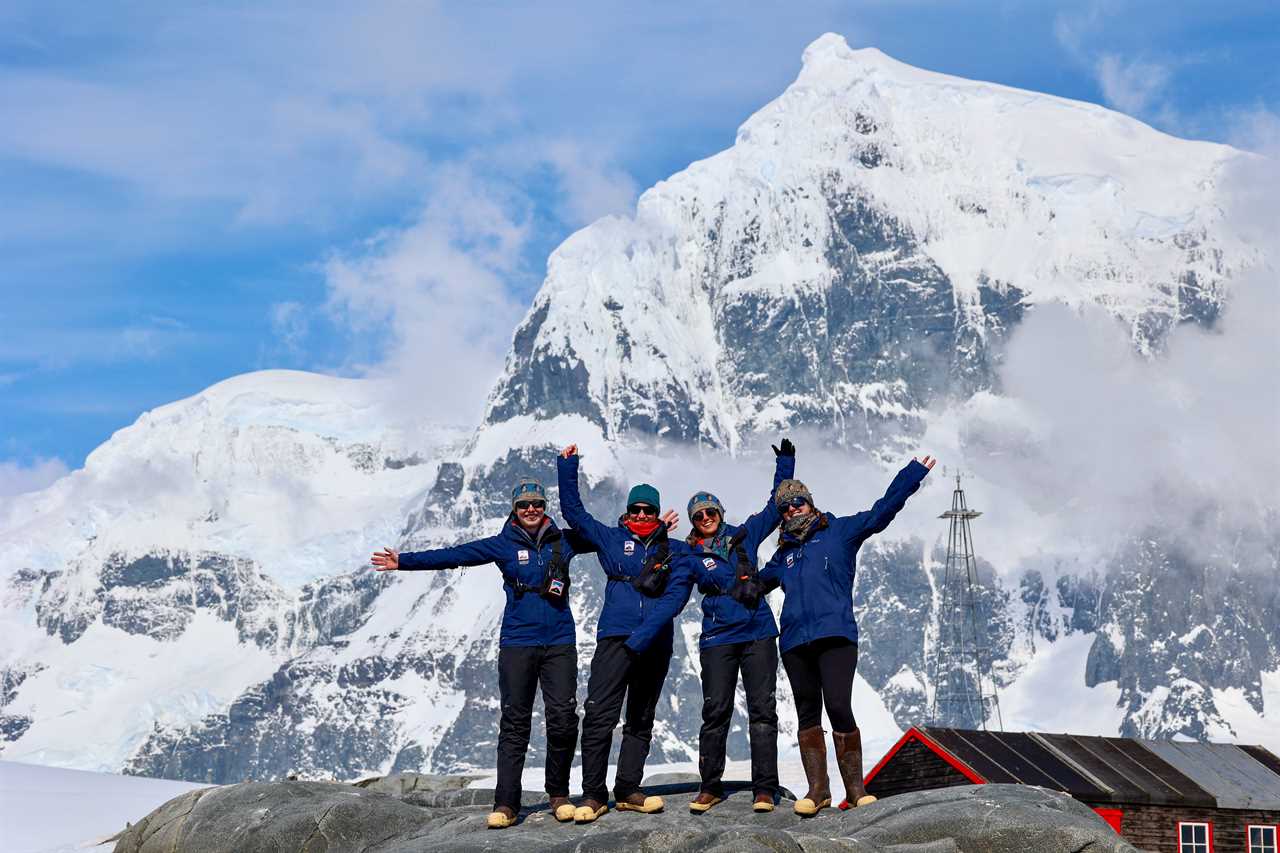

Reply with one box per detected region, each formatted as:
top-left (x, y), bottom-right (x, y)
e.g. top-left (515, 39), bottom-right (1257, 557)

top-left (2, 36), bottom-right (1276, 783)
top-left (485, 33), bottom-right (1258, 450)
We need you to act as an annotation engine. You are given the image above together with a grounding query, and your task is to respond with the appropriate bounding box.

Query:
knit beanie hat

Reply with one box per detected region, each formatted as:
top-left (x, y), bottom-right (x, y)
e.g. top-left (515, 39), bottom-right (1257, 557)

top-left (774, 479), bottom-right (813, 509)
top-left (511, 478), bottom-right (547, 507)
top-left (627, 483), bottom-right (660, 509)
top-left (687, 491), bottom-right (724, 520)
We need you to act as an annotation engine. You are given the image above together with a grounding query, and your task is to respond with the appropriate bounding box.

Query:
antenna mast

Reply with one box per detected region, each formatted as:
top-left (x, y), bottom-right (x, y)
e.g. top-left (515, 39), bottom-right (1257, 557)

top-left (927, 470), bottom-right (1004, 731)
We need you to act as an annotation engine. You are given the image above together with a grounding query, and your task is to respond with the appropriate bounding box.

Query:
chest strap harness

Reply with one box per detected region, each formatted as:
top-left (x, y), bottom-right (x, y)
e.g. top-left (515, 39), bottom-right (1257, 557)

top-left (503, 537), bottom-right (570, 601)
top-left (606, 534), bottom-right (672, 597)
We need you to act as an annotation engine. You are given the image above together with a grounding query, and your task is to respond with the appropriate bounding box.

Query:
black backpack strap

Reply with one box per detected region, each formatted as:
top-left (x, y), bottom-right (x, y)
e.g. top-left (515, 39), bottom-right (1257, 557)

top-left (502, 572), bottom-right (542, 597)
top-left (652, 536), bottom-right (671, 569)
top-left (728, 528), bottom-right (753, 578)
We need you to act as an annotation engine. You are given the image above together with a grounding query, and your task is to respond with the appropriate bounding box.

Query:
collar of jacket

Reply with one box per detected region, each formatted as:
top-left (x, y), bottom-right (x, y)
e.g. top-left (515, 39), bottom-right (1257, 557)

top-left (688, 524), bottom-right (732, 561)
top-left (778, 510), bottom-right (829, 548)
top-left (508, 515), bottom-right (557, 547)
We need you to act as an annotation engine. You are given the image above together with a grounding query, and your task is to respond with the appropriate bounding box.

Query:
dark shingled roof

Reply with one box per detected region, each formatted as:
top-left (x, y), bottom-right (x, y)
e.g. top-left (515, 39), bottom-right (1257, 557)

top-left (902, 728), bottom-right (1280, 810)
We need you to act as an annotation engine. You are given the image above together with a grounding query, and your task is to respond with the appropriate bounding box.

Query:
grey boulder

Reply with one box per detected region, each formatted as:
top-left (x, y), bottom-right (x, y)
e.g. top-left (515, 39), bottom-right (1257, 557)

top-left (114, 778), bottom-right (1138, 853)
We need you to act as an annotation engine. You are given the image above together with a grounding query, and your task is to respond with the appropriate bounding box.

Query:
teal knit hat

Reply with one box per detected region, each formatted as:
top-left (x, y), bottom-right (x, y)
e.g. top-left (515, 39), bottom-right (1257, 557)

top-left (626, 483), bottom-right (660, 509)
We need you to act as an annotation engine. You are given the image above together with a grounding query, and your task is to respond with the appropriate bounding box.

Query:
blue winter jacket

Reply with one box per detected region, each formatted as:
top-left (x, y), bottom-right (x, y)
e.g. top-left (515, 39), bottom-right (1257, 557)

top-left (397, 517), bottom-right (591, 648)
top-left (686, 452), bottom-right (794, 649)
top-left (759, 460), bottom-right (929, 654)
top-left (556, 454), bottom-right (693, 654)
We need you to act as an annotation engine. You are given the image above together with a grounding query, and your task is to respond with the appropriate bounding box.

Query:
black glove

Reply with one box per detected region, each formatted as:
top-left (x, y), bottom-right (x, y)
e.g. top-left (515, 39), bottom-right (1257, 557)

top-left (729, 575), bottom-right (765, 611)
top-left (772, 438), bottom-right (795, 457)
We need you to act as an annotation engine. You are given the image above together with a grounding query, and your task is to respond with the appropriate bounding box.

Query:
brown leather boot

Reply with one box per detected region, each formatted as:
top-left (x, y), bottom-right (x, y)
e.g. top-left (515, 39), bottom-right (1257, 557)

top-left (573, 798), bottom-right (608, 823)
top-left (486, 805), bottom-right (517, 828)
top-left (793, 725), bottom-right (831, 816)
top-left (688, 791), bottom-right (721, 813)
top-left (616, 791), bottom-right (664, 813)
top-left (549, 796), bottom-right (575, 822)
top-left (832, 728), bottom-right (877, 808)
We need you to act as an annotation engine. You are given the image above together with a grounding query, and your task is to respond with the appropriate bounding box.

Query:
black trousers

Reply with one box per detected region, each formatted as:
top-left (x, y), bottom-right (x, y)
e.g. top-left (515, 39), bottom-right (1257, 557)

top-left (579, 636), bottom-right (673, 803)
top-left (495, 643), bottom-right (579, 811)
top-left (698, 637), bottom-right (780, 797)
top-left (780, 637), bottom-right (858, 731)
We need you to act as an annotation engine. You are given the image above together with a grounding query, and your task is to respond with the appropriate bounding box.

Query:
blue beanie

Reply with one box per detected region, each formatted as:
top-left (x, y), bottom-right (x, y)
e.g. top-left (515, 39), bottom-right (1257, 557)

top-left (511, 478), bottom-right (547, 506)
top-left (627, 483), bottom-right (660, 509)
top-left (687, 491), bottom-right (724, 519)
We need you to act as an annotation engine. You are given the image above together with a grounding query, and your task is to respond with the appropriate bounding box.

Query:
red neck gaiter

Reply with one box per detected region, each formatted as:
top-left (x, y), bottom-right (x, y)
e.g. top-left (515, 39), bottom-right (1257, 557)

top-left (625, 518), bottom-right (661, 538)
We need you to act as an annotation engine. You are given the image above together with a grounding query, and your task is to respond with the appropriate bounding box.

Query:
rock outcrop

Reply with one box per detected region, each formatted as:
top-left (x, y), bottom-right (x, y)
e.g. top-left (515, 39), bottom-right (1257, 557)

top-left (113, 776), bottom-right (1137, 853)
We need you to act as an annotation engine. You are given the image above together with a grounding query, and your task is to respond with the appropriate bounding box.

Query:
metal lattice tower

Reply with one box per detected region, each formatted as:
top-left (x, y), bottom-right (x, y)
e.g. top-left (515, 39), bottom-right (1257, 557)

top-left (927, 472), bottom-right (1004, 731)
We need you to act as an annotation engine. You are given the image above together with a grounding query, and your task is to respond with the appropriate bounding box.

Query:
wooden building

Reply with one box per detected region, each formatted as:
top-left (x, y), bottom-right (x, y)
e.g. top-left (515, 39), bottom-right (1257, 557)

top-left (864, 727), bottom-right (1280, 853)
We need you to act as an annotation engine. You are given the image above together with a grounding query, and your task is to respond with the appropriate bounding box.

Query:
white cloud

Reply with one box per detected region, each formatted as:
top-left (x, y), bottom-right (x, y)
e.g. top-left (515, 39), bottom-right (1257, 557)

top-left (322, 167), bottom-right (529, 427)
top-left (0, 456), bottom-right (69, 499)
top-left (1094, 54), bottom-right (1171, 117)
top-left (1053, 4), bottom-right (1179, 127)
top-left (267, 301), bottom-right (310, 361)
top-left (542, 140), bottom-right (640, 227)
top-left (954, 138), bottom-right (1280, 564)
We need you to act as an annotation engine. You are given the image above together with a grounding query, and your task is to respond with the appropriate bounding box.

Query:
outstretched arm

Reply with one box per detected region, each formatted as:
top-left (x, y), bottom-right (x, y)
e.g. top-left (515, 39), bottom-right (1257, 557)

top-left (624, 557), bottom-right (695, 654)
top-left (739, 438), bottom-right (796, 551)
top-left (373, 535), bottom-right (508, 572)
top-left (556, 447), bottom-right (614, 550)
top-left (840, 456), bottom-right (935, 548)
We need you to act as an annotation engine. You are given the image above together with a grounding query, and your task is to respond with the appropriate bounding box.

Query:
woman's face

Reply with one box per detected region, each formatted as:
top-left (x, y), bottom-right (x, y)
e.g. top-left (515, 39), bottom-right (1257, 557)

top-left (514, 499), bottom-right (546, 531)
top-left (692, 508), bottom-right (721, 536)
top-left (781, 499), bottom-right (812, 521)
top-left (627, 503), bottom-right (659, 524)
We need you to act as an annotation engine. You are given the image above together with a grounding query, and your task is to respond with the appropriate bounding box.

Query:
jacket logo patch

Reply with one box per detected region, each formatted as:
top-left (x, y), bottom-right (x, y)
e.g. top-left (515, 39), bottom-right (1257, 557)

top-left (786, 553), bottom-right (796, 567)
top-left (702, 557), bottom-right (716, 569)
top-left (624, 541), bottom-right (635, 555)
top-left (517, 549), bottom-right (530, 563)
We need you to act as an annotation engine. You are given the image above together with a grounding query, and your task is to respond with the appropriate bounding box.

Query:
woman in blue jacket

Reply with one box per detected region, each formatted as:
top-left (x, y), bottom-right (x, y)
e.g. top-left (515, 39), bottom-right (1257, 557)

top-left (556, 445), bottom-right (690, 823)
top-left (760, 456), bottom-right (935, 815)
top-left (371, 477), bottom-right (591, 830)
top-left (683, 439), bottom-right (794, 814)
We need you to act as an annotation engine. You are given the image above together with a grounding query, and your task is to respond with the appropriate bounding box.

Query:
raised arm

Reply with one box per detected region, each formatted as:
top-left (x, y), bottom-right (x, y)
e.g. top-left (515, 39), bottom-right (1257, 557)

top-left (556, 447), bottom-right (614, 550)
top-left (562, 527), bottom-right (599, 555)
top-left (739, 438), bottom-right (796, 551)
top-left (840, 457), bottom-right (934, 548)
top-left (624, 556), bottom-right (695, 654)
top-left (386, 535), bottom-right (508, 571)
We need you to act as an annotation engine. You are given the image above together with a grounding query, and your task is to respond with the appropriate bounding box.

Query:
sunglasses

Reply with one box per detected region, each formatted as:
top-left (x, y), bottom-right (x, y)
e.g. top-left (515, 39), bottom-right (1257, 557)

top-left (514, 500), bottom-right (546, 511)
top-left (692, 509), bottom-right (720, 523)
top-left (627, 504), bottom-right (659, 517)
top-left (781, 497), bottom-right (810, 509)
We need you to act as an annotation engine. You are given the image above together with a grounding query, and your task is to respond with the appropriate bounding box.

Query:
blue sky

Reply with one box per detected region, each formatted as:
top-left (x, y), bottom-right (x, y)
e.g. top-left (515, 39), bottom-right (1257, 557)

top-left (2, 1), bottom-right (1278, 492)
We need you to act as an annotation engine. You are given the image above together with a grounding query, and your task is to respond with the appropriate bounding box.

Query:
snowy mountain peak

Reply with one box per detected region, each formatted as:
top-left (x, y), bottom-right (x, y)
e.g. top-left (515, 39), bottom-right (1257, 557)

top-left (796, 35), bottom-right (934, 89)
top-left (484, 41), bottom-right (1260, 453)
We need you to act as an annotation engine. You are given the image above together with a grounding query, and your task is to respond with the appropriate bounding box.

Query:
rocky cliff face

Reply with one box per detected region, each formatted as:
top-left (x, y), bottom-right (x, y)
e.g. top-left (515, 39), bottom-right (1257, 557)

top-left (2, 35), bottom-right (1275, 783)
